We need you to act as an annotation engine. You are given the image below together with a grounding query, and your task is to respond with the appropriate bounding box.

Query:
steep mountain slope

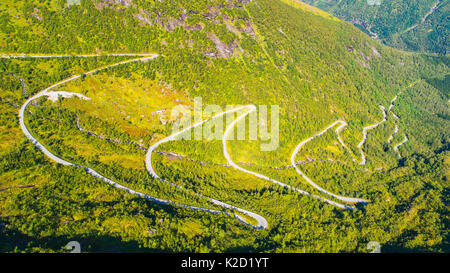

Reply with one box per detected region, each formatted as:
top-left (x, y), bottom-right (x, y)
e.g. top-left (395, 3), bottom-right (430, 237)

top-left (0, 0), bottom-right (448, 252)
top-left (302, 0), bottom-right (449, 55)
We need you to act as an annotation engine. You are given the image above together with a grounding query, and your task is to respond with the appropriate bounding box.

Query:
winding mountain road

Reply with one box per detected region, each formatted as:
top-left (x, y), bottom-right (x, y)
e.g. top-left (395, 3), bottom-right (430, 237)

top-left (147, 105), bottom-right (356, 215)
top-left (291, 120), bottom-right (370, 204)
top-left (16, 53), bottom-right (268, 229)
top-left (221, 106), bottom-right (360, 208)
top-left (1, 53), bottom-right (156, 59)
top-left (387, 124), bottom-right (399, 143)
top-left (146, 105), bottom-right (269, 229)
top-left (394, 135), bottom-right (409, 158)
top-left (385, 82), bottom-right (419, 157)
top-left (287, 105), bottom-right (389, 204)
top-left (404, 1), bottom-right (441, 33)
top-left (14, 52), bottom-right (417, 230)
top-left (356, 106), bottom-right (387, 165)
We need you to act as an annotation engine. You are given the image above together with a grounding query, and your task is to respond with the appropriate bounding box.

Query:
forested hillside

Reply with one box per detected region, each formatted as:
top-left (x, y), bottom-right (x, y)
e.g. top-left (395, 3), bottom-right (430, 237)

top-left (302, 0), bottom-right (449, 55)
top-left (0, 0), bottom-right (448, 253)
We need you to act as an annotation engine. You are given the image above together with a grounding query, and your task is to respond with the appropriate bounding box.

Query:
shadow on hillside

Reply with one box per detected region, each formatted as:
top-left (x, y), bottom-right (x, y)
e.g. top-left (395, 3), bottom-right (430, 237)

top-left (0, 224), bottom-right (162, 253)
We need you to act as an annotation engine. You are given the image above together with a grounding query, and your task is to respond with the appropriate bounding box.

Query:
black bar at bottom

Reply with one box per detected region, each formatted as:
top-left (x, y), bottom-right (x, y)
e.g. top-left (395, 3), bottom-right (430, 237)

top-left (0, 253), bottom-right (446, 272)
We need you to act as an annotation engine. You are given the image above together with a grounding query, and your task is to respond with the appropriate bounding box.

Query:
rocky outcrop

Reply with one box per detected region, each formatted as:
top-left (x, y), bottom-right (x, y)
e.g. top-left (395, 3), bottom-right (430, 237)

top-left (134, 10), bottom-right (153, 26)
top-left (240, 22), bottom-right (256, 37)
top-left (371, 46), bottom-right (381, 58)
top-left (206, 33), bottom-right (239, 58)
top-left (103, 0), bottom-right (133, 7)
top-left (31, 8), bottom-right (42, 21)
top-left (94, 0), bottom-right (134, 10)
top-left (164, 13), bottom-right (187, 32)
top-left (184, 24), bottom-right (203, 31)
top-left (130, 1), bottom-right (255, 57)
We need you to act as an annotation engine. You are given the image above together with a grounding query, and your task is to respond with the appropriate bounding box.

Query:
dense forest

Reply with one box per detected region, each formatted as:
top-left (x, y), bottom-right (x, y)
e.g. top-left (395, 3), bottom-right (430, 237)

top-left (302, 0), bottom-right (449, 55)
top-left (0, 0), bottom-right (448, 252)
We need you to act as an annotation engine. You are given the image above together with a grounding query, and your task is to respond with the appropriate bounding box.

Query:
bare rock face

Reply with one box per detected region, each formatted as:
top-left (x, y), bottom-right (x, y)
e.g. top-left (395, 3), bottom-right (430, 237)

top-left (356, 57), bottom-right (371, 69)
top-left (94, 0), bottom-right (133, 9)
top-left (359, 51), bottom-right (369, 62)
top-left (350, 42), bottom-right (380, 69)
top-left (223, 14), bottom-right (256, 37)
top-left (228, 0), bottom-right (251, 8)
top-left (207, 33), bottom-right (239, 58)
top-left (139, 11), bottom-right (187, 32)
top-left (95, 0), bottom-right (133, 10)
top-left (31, 8), bottom-right (42, 21)
top-left (224, 20), bottom-right (241, 36)
top-left (134, 10), bottom-right (153, 26)
top-left (371, 46), bottom-right (381, 58)
top-left (164, 13), bottom-right (187, 32)
top-left (104, 0), bottom-right (133, 7)
top-left (184, 24), bottom-right (203, 31)
top-left (128, 0), bottom-right (254, 58)
top-left (203, 8), bottom-right (222, 24)
top-left (239, 22), bottom-right (256, 37)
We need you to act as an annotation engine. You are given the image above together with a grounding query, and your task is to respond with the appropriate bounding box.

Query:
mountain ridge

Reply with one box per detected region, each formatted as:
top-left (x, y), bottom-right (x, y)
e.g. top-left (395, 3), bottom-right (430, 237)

top-left (301, 0), bottom-right (449, 55)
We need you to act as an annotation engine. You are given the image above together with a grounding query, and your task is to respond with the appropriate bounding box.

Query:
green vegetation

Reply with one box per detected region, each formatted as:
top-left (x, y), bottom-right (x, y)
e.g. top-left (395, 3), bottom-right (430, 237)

top-left (0, 0), bottom-right (448, 253)
top-left (302, 0), bottom-right (449, 55)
